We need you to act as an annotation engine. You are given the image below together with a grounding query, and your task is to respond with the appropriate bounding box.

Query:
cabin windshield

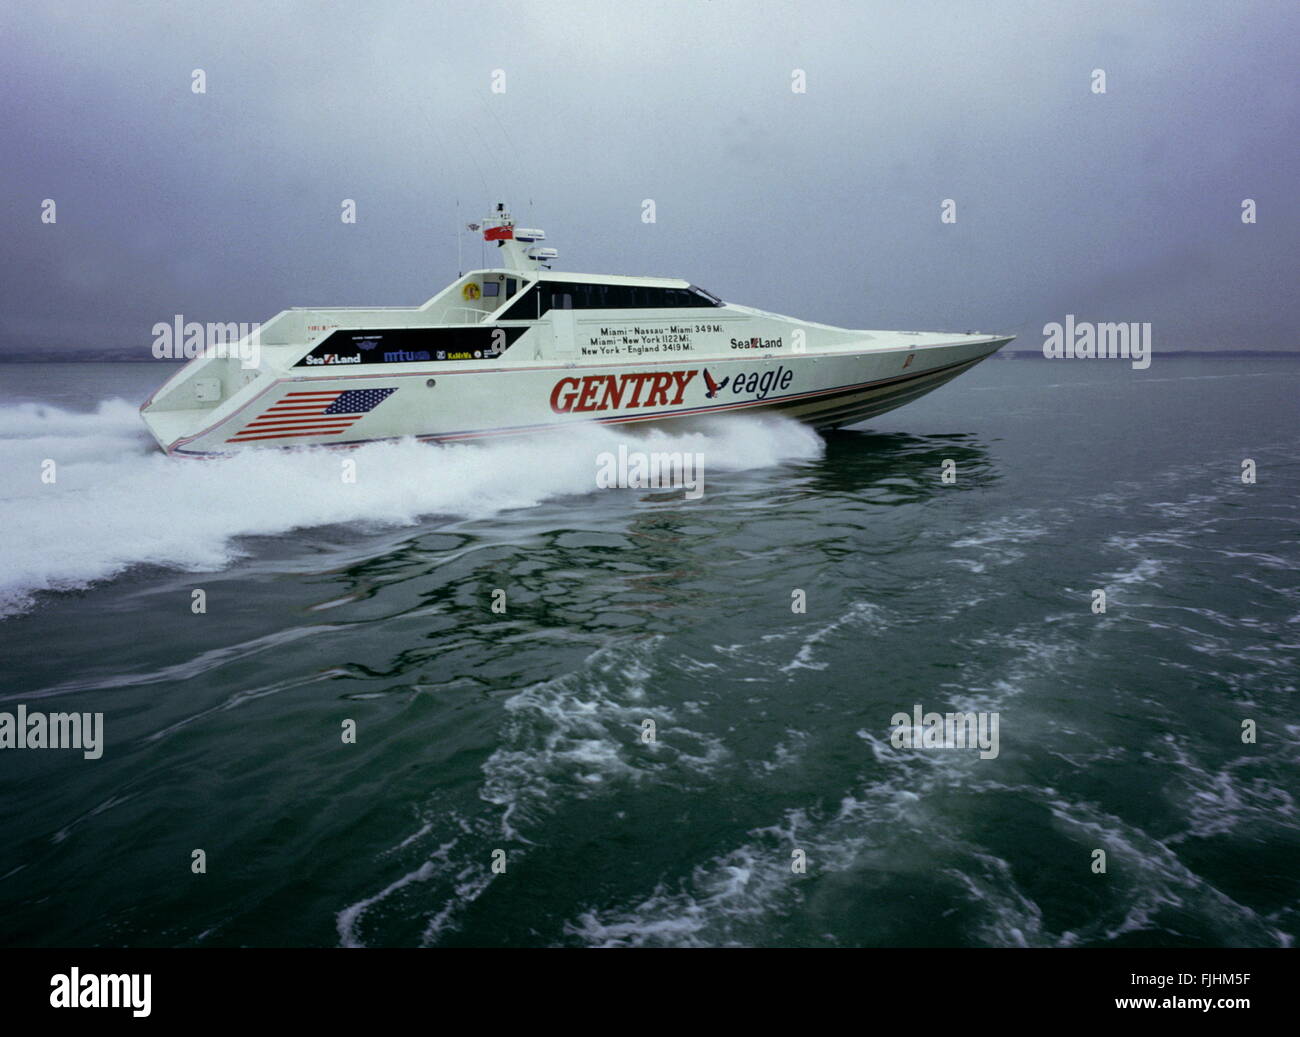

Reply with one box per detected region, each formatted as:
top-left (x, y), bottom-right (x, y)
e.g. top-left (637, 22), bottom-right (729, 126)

top-left (497, 280), bottom-right (724, 320)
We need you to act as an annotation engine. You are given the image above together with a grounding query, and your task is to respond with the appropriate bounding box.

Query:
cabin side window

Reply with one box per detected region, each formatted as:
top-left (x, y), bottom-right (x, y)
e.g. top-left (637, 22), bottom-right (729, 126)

top-left (498, 280), bottom-right (723, 320)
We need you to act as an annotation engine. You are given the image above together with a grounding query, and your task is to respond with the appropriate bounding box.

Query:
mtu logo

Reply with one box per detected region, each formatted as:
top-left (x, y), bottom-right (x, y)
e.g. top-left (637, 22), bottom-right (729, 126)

top-left (550, 370), bottom-right (697, 413)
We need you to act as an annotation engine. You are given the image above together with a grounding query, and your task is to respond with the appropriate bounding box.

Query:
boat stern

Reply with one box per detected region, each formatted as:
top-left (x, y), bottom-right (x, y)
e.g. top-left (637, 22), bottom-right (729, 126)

top-left (139, 354), bottom-right (268, 455)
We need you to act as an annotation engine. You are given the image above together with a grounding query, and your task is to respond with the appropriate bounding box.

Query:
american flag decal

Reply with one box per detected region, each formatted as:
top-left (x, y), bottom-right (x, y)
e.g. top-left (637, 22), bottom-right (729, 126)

top-left (227, 388), bottom-right (397, 442)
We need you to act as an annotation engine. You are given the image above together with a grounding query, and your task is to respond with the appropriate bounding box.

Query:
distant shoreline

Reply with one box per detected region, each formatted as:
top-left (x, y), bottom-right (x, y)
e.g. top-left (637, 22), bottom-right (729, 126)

top-left (0, 353), bottom-right (184, 363)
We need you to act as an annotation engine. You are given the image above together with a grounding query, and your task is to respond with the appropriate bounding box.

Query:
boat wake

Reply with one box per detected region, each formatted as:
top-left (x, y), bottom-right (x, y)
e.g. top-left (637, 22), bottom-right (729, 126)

top-left (0, 398), bottom-right (823, 619)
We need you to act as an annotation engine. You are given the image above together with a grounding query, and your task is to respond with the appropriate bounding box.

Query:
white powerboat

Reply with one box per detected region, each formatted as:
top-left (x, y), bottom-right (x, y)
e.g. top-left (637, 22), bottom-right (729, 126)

top-left (140, 205), bottom-right (1012, 455)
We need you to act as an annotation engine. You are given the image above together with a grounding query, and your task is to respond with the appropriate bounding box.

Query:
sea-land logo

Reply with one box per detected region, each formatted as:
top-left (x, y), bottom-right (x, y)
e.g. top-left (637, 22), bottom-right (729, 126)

top-left (730, 335), bottom-right (783, 350)
top-left (303, 353), bottom-right (361, 365)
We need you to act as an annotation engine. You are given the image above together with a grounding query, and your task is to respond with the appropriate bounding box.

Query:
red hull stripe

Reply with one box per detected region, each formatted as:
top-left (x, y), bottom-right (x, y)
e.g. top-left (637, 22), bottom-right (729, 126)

top-left (238, 420), bottom-right (361, 432)
top-left (247, 413), bottom-right (357, 422)
top-left (258, 410), bottom-right (332, 417)
top-left (227, 428), bottom-right (353, 442)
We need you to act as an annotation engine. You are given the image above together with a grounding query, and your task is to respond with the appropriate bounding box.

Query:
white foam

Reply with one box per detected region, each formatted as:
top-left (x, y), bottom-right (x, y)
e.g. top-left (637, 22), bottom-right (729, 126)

top-left (0, 400), bottom-right (823, 618)
top-left (481, 636), bottom-right (729, 840)
top-left (338, 635), bottom-right (733, 946)
top-left (778, 600), bottom-right (884, 673)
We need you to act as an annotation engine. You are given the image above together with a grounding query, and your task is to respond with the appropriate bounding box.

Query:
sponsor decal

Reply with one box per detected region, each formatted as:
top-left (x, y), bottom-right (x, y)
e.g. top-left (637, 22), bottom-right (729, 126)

top-left (903, 352), bottom-right (915, 369)
top-left (728, 364), bottom-right (794, 401)
top-left (295, 327), bottom-right (526, 367)
top-left (550, 370), bottom-right (697, 413)
top-left (227, 388), bottom-right (397, 443)
top-left (383, 350), bottom-right (431, 363)
top-left (548, 364), bottom-right (796, 414)
top-left (729, 335), bottom-right (783, 350)
top-left (303, 353), bottom-right (361, 366)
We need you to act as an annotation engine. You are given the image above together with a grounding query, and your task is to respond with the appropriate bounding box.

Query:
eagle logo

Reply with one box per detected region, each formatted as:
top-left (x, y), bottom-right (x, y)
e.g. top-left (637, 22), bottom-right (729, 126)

top-left (703, 368), bottom-right (729, 398)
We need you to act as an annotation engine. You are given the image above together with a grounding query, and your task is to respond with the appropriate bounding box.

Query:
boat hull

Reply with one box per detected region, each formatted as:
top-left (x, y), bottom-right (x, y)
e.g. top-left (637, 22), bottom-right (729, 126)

top-left (156, 337), bottom-right (1009, 456)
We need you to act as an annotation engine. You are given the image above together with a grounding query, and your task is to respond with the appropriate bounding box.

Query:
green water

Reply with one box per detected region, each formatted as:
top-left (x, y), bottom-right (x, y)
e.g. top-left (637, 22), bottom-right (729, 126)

top-left (1, 356), bottom-right (1296, 946)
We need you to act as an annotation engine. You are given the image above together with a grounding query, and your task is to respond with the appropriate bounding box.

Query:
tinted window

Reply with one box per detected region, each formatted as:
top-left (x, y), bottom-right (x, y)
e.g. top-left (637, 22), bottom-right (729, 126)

top-left (498, 280), bottom-right (722, 319)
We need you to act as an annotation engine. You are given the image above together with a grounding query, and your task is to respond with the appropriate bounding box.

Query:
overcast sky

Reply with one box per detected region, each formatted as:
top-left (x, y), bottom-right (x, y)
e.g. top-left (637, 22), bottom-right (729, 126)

top-left (2, 0), bottom-right (1296, 352)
